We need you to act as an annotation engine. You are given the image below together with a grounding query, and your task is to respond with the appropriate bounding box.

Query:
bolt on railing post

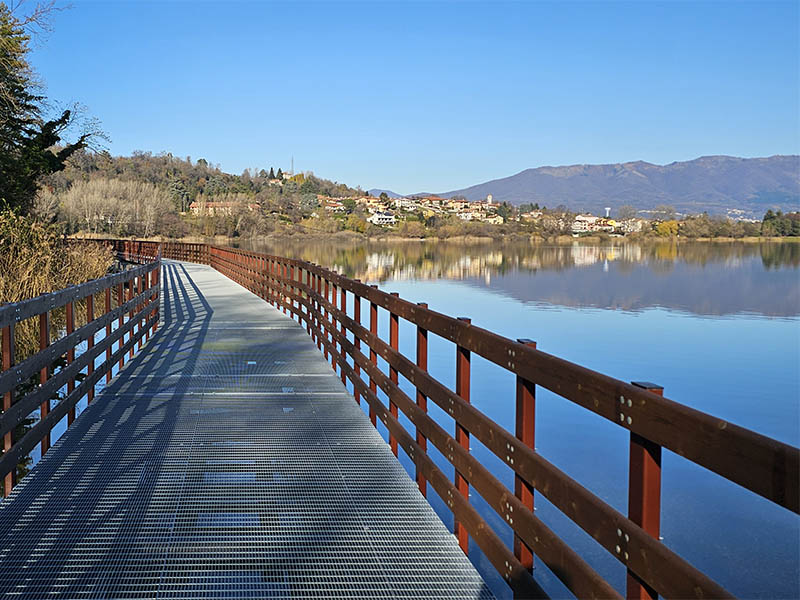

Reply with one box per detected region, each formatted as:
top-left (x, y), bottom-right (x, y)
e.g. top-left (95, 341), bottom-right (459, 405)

top-left (2, 324), bottom-right (15, 496)
top-left (454, 316), bottom-right (471, 555)
top-left (353, 286), bottom-right (362, 405)
top-left (368, 286), bottom-right (379, 427)
top-left (86, 295), bottom-right (95, 403)
top-left (388, 292), bottom-right (400, 457)
top-left (66, 301), bottom-right (76, 425)
top-left (340, 286), bottom-right (347, 385)
top-left (39, 311), bottom-right (50, 456)
top-left (415, 302), bottom-right (429, 496)
top-left (626, 381), bottom-right (664, 600)
top-left (514, 338), bottom-right (537, 571)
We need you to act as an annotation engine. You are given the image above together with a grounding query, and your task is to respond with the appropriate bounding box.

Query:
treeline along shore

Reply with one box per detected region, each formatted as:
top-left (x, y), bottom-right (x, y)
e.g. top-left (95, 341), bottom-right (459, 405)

top-left (34, 150), bottom-right (799, 243)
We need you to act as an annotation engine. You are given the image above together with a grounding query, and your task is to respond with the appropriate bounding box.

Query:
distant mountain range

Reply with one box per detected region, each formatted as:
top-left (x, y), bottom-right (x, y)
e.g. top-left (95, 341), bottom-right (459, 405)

top-left (366, 188), bottom-right (404, 199)
top-left (379, 155), bottom-right (800, 217)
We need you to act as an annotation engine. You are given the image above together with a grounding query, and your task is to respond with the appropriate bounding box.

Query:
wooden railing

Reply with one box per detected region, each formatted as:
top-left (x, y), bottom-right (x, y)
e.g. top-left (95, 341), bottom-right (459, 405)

top-left (74, 240), bottom-right (800, 599)
top-left (0, 253), bottom-right (160, 497)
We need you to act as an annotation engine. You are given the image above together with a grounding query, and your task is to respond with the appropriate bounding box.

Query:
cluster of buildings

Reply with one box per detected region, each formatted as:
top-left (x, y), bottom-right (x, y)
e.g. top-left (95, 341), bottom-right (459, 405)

top-left (188, 201), bottom-right (260, 217)
top-left (570, 214), bottom-right (647, 234)
top-left (391, 195), bottom-right (505, 224)
top-left (317, 193), bottom-right (505, 227)
top-left (191, 189), bottom-right (651, 235)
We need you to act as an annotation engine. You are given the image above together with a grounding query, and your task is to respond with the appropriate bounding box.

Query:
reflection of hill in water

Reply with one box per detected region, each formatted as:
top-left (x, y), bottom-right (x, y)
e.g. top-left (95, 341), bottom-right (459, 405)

top-left (239, 239), bottom-right (800, 317)
top-left (464, 260), bottom-right (800, 317)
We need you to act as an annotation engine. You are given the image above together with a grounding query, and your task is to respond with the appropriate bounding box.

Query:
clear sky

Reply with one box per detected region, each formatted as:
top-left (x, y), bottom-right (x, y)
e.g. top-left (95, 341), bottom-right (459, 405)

top-left (29, 0), bottom-right (800, 195)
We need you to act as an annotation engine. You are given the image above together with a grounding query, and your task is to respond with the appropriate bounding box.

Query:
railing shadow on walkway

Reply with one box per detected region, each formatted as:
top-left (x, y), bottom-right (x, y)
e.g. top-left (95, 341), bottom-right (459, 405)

top-left (0, 262), bottom-right (213, 597)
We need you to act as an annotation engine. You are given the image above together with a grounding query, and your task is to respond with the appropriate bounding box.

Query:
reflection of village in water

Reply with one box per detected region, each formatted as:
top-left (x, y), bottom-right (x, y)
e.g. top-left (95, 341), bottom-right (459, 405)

top-left (239, 239), bottom-right (799, 316)
top-left (244, 239), bottom-right (798, 284)
top-left (357, 245), bottom-right (646, 284)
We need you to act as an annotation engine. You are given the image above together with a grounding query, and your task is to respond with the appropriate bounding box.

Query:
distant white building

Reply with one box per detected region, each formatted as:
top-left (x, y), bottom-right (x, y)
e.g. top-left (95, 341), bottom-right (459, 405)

top-left (571, 214), bottom-right (600, 233)
top-left (367, 212), bottom-right (397, 226)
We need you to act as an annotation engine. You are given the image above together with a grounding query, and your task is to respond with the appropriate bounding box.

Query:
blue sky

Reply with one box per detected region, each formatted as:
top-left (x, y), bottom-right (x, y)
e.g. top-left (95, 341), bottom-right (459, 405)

top-left (30, 0), bottom-right (800, 194)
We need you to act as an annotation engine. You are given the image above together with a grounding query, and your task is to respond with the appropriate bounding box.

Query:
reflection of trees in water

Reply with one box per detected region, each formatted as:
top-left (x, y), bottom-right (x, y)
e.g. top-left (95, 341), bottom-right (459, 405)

top-left (239, 239), bottom-right (798, 282)
top-left (761, 243), bottom-right (800, 270)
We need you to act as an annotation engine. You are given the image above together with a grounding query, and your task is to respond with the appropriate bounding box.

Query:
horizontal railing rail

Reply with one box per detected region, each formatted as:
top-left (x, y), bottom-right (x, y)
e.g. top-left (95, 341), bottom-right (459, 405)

top-left (75, 239), bottom-right (799, 599)
top-left (0, 255), bottom-right (160, 497)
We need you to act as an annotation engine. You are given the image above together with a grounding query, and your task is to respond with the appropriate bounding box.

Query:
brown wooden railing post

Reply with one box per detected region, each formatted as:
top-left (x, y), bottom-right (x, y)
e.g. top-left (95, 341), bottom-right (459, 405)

top-left (368, 287), bottom-right (378, 426)
top-left (289, 265), bottom-right (296, 321)
top-left (315, 273), bottom-right (323, 351)
top-left (305, 269), bottom-right (312, 336)
top-left (416, 302), bottom-right (429, 496)
top-left (282, 263), bottom-right (288, 315)
top-left (455, 316), bottom-right (471, 555)
top-left (340, 286), bottom-right (347, 385)
top-left (105, 288), bottom-right (112, 383)
top-left (2, 324), bottom-right (14, 496)
top-left (144, 272), bottom-right (151, 342)
top-left (627, 381), bottom-right (664, 600)
top-left (331, 283), bottom-right (338, 371)
top-left (353, 286), bottom-right (362, 405)
top-left (39, 312), bottom-right (50, 456)
top-left (514, 338), bottom-right (537, 572)
top-left (323, 279), bottom-right (330, 361)
top-left (66, 301), bottom-right (76, 425)
top-left (86, 295), bottom-right (95, 403)
top-left (137, 275), bottom-right (144, 351)
top-left (128, 279), bottom-right (135, 360)
top-left (117, 283), bottom-right (124, 371)
top-left (388, 292), bottom-right (400, 457)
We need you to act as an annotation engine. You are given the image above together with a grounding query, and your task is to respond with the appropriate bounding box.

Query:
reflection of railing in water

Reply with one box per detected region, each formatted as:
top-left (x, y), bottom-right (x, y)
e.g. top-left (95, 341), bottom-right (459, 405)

top-left (0, 252), bottom-right (160, 497)
top-left (37, 239), bottom-right (800, 598)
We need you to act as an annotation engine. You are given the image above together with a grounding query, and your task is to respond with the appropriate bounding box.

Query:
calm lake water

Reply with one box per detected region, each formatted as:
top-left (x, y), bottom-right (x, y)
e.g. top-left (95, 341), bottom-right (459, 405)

top-left (239, 238), bottom-right (800, 599)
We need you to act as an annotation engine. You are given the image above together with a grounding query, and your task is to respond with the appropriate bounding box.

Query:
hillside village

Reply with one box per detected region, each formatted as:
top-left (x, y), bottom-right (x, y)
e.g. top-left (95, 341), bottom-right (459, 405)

top-left (312, 191), bottom-right (653, 235)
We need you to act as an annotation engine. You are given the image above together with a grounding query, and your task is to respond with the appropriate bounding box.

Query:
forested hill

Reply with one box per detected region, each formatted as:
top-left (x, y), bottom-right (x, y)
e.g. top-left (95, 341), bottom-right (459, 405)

top-left (46, 151), bottom-right (360, 209)
top-left (37, 150), bottom-right (362, 237)
top-left (437, 155), bottom-right (800, 216)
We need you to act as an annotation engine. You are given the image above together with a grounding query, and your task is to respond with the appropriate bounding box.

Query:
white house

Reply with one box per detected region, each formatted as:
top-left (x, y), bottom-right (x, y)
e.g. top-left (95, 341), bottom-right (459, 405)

top-left (367, 212), bottom-right (397, 226)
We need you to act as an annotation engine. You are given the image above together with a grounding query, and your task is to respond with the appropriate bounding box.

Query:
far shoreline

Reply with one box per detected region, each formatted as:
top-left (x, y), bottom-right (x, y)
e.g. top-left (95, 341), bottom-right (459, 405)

top-left (70, 231), bottom-right (800, 246)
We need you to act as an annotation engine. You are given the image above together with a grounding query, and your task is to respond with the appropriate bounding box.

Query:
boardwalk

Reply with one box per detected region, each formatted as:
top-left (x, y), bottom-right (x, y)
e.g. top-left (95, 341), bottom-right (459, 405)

top-left (0, 261), bottom-right (491, 599)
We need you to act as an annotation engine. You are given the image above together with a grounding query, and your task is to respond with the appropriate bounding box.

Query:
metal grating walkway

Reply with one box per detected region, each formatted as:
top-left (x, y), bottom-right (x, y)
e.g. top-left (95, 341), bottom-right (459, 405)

top-left (0, 261), bottom-right (492, 599)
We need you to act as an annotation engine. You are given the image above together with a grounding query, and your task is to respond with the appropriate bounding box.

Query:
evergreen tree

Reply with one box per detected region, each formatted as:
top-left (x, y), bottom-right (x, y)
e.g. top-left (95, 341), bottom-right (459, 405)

top-left (0, 3), bottom-right (90, 214)
top-left (276, 168), bottom-right (283, 179)
top-left (268, 167), bottom-right (275, 179)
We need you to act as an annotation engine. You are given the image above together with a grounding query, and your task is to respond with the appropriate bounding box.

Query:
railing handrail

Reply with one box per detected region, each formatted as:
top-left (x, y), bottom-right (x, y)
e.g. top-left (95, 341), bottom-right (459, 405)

top-left (0, 260), bottom-right (156, 330)
top-left (1, 254), bottom-right (160, 498)
top-left (212, 245), bottom-right (800, 514)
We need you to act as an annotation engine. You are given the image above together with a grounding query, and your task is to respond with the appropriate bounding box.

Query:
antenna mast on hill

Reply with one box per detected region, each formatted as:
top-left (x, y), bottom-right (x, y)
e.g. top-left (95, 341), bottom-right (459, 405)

top-left (291, 156), bottom-right (294, 176)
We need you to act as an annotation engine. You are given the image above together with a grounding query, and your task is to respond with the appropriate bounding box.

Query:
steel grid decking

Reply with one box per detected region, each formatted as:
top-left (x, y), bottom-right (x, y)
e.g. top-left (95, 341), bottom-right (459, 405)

top-left (0, 261), bottom-right (492, 599)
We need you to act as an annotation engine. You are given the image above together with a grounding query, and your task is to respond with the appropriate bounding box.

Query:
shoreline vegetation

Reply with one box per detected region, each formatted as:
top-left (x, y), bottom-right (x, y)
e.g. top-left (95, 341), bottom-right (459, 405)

top-left (70, 230), bottom-right (800, 246)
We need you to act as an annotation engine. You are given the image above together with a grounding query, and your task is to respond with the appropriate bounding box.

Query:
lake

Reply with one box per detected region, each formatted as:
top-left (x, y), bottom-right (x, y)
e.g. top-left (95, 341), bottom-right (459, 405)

top-left (239, 238), bottom-right (799, 599)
